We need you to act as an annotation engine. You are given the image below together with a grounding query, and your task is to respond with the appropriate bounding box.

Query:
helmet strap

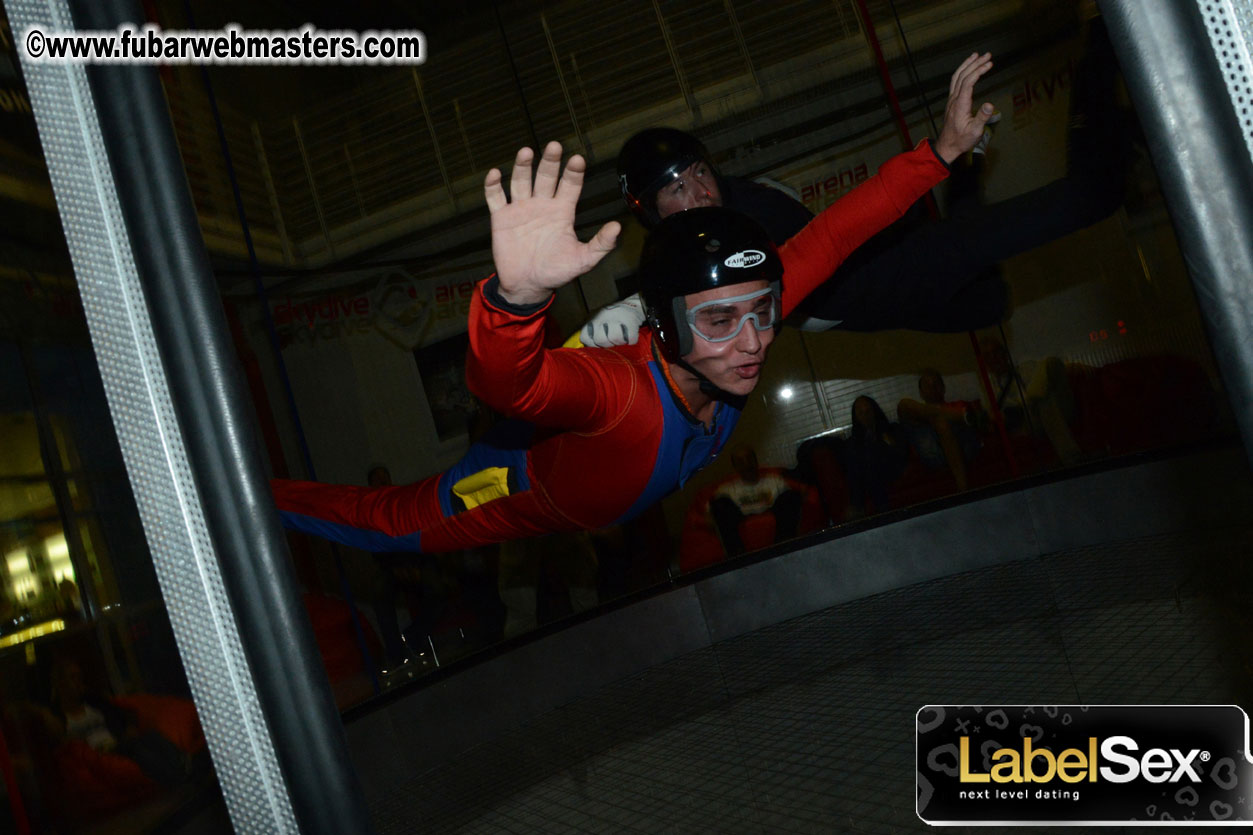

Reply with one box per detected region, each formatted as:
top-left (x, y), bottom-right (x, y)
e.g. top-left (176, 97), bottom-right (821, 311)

top-left (649, 340), bottom-right (747, 418)
top-left (676, 358), bottom-right (748, 411)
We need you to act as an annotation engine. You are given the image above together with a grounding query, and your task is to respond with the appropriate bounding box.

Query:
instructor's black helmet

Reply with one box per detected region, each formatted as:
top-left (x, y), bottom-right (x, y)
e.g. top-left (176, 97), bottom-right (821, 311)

top-left (618, 128), bottom-right (714, 229)
top-left (638, 207), bottom-right (783, 362)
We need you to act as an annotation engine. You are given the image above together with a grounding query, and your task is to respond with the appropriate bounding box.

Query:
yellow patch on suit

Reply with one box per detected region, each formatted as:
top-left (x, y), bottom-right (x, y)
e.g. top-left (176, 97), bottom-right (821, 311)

top-left (451, 466), bottom-right (511, 509)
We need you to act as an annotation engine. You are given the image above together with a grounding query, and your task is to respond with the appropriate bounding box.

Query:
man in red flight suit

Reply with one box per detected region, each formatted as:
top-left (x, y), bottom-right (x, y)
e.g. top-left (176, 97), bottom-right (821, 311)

top-left (271, 54), bottom-right (997, 554)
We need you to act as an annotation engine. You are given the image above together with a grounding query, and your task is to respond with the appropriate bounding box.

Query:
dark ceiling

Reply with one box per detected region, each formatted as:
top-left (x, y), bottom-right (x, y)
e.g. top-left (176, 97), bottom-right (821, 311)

top-left (152, 0), bottom-right (513, 119)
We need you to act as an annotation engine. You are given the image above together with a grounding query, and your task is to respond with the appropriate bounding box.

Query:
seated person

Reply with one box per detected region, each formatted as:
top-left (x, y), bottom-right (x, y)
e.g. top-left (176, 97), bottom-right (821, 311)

top-left (11, 655), bottom-right (198, 822)
top-left (838, 395), bottom-right (909, 517)
top-left (980, 337), bottom-right (1082, 465)
top-left (792, 435), bottom-right (845, 525)
top-left (46, 657), bottom-right (189, 791)
top-left (897, 369), bottom-right (983, 491)
top-left (707, 445), bottom-right (805, 556)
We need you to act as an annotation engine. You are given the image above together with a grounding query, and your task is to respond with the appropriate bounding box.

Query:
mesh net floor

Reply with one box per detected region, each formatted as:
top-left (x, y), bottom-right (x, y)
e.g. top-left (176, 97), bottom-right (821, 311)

top-left (370, 526), bottom-right (1253, 834)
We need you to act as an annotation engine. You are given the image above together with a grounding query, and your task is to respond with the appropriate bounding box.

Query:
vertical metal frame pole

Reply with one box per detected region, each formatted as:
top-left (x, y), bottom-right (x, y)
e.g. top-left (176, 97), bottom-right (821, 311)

top-left (7, 0), bottom-right (376, 831)
top-left (1100, 0), bottom-right (1253, 467)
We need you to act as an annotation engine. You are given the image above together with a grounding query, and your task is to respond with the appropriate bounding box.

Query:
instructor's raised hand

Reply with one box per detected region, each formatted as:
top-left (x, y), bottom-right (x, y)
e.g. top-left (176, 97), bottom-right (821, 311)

top-left (485, 141), bottom-right (621, 306)
top-left (934, 52), bottom-right (997, 164)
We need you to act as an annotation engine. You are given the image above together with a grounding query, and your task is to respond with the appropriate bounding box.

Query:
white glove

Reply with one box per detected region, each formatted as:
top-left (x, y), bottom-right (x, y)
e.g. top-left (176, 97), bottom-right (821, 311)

top-left (580, 294), bottom-right (646, 347)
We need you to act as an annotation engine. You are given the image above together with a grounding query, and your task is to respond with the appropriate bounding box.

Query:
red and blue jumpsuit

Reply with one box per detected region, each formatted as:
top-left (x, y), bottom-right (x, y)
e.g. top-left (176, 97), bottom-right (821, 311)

top-left (272, 141), bottom-right (949, 553)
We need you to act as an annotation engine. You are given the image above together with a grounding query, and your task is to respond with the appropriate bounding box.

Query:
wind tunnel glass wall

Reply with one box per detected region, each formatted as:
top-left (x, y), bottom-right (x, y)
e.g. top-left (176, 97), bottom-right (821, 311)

top-left (142, 0), bottom-right (1233, 710)
top-left (0, 9), bottom-right (216, 834)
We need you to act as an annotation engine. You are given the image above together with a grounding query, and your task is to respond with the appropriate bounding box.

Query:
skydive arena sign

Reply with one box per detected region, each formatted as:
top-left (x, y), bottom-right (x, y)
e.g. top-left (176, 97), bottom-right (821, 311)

top-left (917, 705), bottom-right (1253, 825)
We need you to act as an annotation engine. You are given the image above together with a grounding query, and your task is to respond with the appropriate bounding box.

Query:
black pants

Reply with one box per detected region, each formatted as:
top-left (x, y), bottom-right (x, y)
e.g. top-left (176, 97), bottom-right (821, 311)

top-left (118, 730), bottom-right (188, 788)
top-left (837, 437), bottom-right (908, 513)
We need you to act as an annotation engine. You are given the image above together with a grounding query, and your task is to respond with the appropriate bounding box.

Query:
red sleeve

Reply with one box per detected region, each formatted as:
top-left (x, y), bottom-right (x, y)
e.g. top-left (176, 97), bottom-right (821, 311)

top-left (778, 139), bottom-right (949, 317)
top-left (465, 276), bottom-right (631, 431)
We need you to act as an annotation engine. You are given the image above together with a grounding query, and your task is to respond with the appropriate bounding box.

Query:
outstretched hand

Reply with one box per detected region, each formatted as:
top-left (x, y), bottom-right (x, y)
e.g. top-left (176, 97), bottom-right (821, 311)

top-left (934, 52), bottom-right (996, 164)
top-left (484, 141), bottom-right (620, 306)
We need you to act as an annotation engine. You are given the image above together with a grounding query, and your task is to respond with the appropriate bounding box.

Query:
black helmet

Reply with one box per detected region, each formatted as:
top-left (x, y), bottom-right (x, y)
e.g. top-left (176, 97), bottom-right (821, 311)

top-left (617, 128), bottom-right (714, 229)
top-left (638, 207), bottom-right (783, 362)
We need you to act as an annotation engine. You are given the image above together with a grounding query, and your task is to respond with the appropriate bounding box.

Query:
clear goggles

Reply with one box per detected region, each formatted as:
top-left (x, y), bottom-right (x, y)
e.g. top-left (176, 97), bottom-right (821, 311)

top-left (685, 286), bottom-right (779, 343)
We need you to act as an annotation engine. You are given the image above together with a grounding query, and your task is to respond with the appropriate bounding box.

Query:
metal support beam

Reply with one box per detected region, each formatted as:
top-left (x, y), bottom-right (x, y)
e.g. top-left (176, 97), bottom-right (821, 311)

top-left (1100, 0), bottom-right (1253, 467)
top-left (7, 0), bottom-right (376, 831)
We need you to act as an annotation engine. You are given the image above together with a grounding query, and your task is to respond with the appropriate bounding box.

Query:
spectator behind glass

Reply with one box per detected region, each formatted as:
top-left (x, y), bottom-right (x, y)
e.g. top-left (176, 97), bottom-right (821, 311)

top-left (980, 337), bottom-right (1083, 465)
top-left (708, 445), bottom-right (805, 557)
top-left (897, 369), bottom-right (983, 491)
top-left (58, 577), bottom-right (83, 622)
top-left (47, 656), bottom-right (188, 789)
top-left (839, 396), bottom-right (909, 518)
top-left (365, 465), bottom-right (420, 681)
top-left (0, 590), bottom-right (17, 635)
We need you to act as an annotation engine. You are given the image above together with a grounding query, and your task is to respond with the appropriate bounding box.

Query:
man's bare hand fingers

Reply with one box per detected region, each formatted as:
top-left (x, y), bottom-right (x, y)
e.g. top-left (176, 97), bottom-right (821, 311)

top-left (950, 52), bottom-right (979, 96)
top-left (533, 140), bottom-right (564, 199)
top-left (556, 152), bottom-right (588, 204)
top-left (960, 57), bottom-right (993, 93)
top-left (510, 146), bottom-right (535, 201)
top-left (583, 221), bottom-right (621, 268)
top-left (950, 52), bottom-right (991, 97)
top-left (949, 52), bottom-right (989, 95)
top-left (484, 168), bottom-right (507, 212)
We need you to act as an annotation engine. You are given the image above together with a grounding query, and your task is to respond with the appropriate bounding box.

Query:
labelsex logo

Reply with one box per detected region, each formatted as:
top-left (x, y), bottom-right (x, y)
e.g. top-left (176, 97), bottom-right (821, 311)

top-left (917, 704), bottom-right (1252, 825)
top-left (961, 736), bottom-right (1206, 784)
